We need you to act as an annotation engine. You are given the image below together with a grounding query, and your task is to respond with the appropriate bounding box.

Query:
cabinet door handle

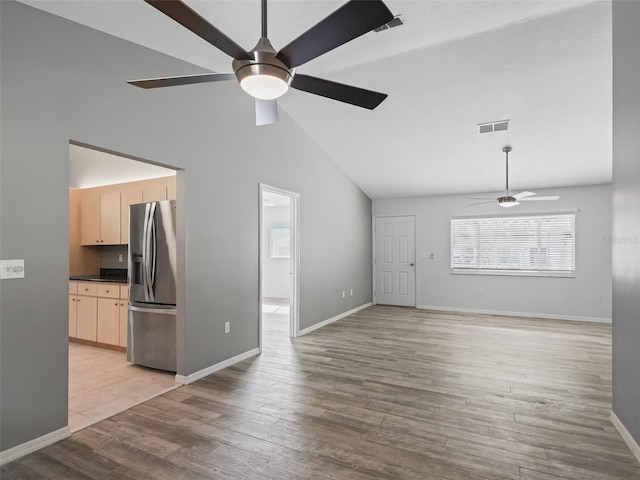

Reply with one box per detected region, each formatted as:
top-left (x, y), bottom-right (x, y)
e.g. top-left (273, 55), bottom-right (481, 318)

top-left (105, 290), bottom-right (109, 293)
top-left (72, 298), bottom-right (76, 302)
top-left (115, 302), bottom-right (118, 306)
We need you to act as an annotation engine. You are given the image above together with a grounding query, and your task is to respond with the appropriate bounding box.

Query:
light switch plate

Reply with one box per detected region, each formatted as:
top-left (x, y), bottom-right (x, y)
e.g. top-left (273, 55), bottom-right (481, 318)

top-left (1, 259), bottom-right (25, 279)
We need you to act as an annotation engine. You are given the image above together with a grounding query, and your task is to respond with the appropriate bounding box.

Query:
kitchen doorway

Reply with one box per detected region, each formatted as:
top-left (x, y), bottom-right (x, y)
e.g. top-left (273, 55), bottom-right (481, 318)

top-left (68, 142), bottom-right (181, 432)
top-left (259, 184), bottom-right (300, 351)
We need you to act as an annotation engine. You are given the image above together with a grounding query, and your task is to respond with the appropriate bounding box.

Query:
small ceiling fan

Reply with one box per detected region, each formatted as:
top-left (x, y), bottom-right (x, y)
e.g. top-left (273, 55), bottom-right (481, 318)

top-left (128, 0), bottom-right (394, 125)
top-left (468, 146), bottom-right (560, 208)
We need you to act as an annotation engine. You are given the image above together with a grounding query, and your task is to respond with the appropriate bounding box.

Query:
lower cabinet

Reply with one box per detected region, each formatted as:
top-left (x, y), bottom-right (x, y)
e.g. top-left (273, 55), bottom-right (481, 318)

top-left (97, 298), bottom-right (121, 345)
top-left (69, 281), bottom-right (127, 351)
top-left (76, 295), bottom-right (98, 341)
top-left (119, 285), bottom-right (129, 347)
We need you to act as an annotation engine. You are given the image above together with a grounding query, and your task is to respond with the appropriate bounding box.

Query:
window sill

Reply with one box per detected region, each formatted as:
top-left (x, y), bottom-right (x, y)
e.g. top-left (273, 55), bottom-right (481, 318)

top-left (450, 269), bottom-right (575, 278)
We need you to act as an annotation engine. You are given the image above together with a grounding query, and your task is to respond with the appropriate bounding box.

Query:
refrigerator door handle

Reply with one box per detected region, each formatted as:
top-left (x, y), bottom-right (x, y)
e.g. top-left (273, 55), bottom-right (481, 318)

top-left (142, 203), bottom-right (150, 301)
top-left (150, 204), bottom-right (157, 298)
top-left (144, 202), bottom-right (157, 302)
top-left (128, 305), bottom-right (176, 315)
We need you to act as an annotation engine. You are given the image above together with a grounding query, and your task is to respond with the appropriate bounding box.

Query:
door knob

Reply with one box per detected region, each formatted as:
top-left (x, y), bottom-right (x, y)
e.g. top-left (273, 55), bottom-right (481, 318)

top-left (409, 263), bottom-right (415, 267)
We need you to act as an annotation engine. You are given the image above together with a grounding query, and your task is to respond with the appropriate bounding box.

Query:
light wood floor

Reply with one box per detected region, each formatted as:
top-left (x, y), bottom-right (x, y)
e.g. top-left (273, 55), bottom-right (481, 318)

top-left (3, 306), bottom-right (640, 479)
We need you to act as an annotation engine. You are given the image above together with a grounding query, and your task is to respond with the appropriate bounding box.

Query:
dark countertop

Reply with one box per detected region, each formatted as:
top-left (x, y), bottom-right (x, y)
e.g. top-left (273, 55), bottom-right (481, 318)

top-left (70, 268), bottom-right (127, 284)
top-left (69, 275), bottom-right (127, 284)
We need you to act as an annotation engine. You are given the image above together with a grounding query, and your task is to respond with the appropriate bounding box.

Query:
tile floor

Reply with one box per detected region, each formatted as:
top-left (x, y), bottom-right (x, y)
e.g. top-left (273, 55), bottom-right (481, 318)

top-left (68, 342), bottom-right (179, 432)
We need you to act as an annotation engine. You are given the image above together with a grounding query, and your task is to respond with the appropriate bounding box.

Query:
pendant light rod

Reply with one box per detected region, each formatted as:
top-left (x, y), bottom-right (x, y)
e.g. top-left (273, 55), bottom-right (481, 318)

top-left (503, 145), bottom-right (512, 192)
top-left (261, 0), bottom-right (268, 38)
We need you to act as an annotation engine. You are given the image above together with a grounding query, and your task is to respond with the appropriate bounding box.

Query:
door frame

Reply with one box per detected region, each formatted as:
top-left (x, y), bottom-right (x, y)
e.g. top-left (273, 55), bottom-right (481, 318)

top-left (372, 214), bottom-right (417, 307)
top-left (259, 183), bottom-right (300, 352)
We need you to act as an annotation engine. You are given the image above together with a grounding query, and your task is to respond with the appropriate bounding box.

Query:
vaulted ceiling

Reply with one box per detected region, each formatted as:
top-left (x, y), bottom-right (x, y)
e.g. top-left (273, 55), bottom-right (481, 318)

top-left (20, 0), bottom-right (612, 199)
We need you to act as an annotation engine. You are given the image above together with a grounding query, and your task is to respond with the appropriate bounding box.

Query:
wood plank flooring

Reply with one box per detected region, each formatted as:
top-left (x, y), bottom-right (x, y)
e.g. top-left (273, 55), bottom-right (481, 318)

top-left (3, 306), bottom-right (640, 479)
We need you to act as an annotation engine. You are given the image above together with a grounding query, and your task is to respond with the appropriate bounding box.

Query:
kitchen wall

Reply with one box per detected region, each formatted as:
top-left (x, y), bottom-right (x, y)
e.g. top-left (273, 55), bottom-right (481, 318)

top-left (0, 2), bottom-right (372, 453)
top-left (373, 184), bottom-right (612, 322)
top-left (262, 205), bottom-right (291, 300)
top-left (612, 0), bottom-right (640, 448)
top-left (101, 246), bottom-right (128, 269)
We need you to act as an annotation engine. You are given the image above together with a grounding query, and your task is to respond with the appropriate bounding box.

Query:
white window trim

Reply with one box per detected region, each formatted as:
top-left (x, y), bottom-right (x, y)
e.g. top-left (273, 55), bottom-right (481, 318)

top-left (450, 211), bottom-right (576, 278)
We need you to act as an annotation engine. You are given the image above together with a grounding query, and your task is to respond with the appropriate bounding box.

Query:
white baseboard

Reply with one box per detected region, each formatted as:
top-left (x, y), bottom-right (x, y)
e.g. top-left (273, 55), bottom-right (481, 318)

top-left (417, 305), bottom-right (611, 324)
top-left (298, 302), bottom-right (372, 336)
top-left (611, 411), bottom-right (640, 464)
top-left (0, 426), bottom-right (70, 465)
top-left (175, 347), bottom-right (260, 385)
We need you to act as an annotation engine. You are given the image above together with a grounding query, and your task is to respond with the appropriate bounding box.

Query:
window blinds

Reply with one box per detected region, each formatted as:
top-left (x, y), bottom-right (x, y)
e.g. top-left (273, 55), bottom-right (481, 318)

top-left (450, 213), bottom-right (575, 276)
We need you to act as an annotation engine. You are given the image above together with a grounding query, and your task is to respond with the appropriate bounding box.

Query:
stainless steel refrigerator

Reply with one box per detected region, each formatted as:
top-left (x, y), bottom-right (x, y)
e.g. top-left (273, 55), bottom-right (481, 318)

top-left (127, 200), bottom-right (177, 372)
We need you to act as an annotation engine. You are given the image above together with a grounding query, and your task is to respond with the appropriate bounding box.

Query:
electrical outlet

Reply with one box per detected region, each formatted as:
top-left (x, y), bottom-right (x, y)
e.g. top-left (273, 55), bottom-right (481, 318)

top-left (224, 322), bottom-right (230, 333)
top-left (598, 295), bottom-right (604, 303)
top-left (350, 289), bottom-right (353, 296)
top-left (478, 289), bottom-right (483, 296)
top-left (342, 291), bottom-right (345, 298)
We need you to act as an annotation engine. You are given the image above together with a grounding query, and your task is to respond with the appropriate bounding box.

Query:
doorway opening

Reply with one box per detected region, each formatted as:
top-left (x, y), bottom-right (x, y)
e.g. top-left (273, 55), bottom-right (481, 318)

top-left (68, 142), bottom-right (182, 432)
top-left (259, 184), bottom-right (300, 351)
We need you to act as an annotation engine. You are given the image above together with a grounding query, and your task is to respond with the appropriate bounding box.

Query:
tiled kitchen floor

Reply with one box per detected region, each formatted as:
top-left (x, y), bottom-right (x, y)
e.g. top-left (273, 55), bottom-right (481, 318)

top-left (68, 342), bottom-right (179, 432)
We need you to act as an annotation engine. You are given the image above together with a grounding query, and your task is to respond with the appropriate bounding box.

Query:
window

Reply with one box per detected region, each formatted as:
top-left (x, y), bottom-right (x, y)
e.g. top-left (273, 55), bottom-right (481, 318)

top-left (450, 213), bottom-right (575, 276)
top-left (270, 225), bottom-right (290, 258)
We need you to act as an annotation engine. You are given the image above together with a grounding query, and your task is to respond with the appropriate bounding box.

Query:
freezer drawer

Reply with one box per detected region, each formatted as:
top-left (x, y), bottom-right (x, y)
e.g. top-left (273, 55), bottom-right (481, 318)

top-left (127, 304), bottom-right (176, 372)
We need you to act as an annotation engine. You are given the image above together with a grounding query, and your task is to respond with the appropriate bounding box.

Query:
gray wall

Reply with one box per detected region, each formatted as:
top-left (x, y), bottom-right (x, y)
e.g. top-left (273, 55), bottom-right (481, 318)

top-left (373, 184), bottom-right (612, 321)
top-left (612, 0), bottom-right (640, 444)
top-left (0, 2), bottom-right (372, 451)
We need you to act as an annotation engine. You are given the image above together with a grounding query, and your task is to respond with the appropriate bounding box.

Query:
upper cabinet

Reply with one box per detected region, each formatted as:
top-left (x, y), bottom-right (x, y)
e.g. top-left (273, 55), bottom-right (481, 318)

top-left (77, 176), bottom-right (175, 246)
top-left (120, 188), bottom-right (143, 245)
top-left (100, 191), bottom-right (121, 244)
top-left (80, 190), bottom-right (121, 245)
top-left (143, 184), bottom-right (167, 202)
top-left (80, 190), bottom-right (101, 245)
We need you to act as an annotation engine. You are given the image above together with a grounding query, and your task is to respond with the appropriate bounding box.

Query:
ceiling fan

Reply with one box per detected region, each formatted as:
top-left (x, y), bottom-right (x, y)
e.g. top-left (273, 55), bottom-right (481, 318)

top-left (468, 146), bottom-right (560, 208)
top-left (128, 0), bottom-right (394, 125)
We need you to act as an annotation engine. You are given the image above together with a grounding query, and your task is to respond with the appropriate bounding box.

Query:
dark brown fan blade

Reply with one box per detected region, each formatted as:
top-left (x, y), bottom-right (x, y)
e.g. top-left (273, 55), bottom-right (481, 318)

top-left (145, 0), bottom-right (251, 60)
top-left (275, 0), bottom-right (393, 68)
top-left (128, 73), bottom-right (235, 89)
top-left (291, 74), bottom-right (387, 110)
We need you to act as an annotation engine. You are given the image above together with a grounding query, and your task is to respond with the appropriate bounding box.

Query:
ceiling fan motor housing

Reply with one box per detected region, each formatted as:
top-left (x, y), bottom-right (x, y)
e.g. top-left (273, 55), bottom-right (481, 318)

top-left (232, 38), bottom-right (293, 94)
top-left (497, 195), bottom-right (518, 207)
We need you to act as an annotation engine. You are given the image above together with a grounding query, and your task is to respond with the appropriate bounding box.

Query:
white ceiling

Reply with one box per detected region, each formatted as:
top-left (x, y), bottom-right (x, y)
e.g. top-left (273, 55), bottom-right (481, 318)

top-left (69, 144), bottom-right (175, 189)
top-left (23, 0), bottom-right (612, 199)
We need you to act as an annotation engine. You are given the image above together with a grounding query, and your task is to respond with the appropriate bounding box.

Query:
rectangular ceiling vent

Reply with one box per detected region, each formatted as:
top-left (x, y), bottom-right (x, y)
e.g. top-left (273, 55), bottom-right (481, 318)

top-left (374, 15), bottom-right (405, 32)
top-left (477, 119), bottom-right (510, 134)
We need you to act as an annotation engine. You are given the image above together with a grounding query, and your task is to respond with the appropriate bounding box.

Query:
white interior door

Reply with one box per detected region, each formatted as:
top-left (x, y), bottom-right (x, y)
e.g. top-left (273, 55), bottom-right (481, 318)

top-left (375, 216), bottom-right (416, 306)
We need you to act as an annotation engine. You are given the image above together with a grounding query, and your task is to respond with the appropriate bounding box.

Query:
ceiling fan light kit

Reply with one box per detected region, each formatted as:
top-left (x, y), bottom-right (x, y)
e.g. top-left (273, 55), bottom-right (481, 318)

top-left (497, 196), bottom-right (519, 208)
top-left (233, 38), bottom-right (292, 100)
top-left (467, 145), bottom-right (560, 208)
top-left (129, 0), bottom-right (395, 125)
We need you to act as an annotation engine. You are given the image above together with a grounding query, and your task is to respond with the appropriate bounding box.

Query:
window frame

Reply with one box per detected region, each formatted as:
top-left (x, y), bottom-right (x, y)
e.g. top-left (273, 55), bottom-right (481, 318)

top-left (449, 211), bottom-right (576, 278)
top-left (269, 224), bottom-right (291, 259)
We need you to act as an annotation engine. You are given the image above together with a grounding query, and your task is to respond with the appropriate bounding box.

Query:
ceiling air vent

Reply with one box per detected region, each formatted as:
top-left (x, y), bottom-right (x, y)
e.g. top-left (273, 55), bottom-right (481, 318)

top-left (374, 15), bottom-right (405, 32)
top-left (477, 119), bottom-right (510, 134)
